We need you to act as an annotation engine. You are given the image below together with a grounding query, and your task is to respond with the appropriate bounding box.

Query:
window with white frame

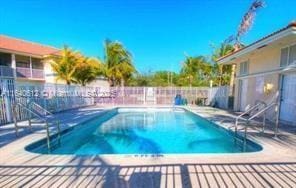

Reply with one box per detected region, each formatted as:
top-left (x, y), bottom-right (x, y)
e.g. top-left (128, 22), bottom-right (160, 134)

top-left (280, 44), bottom-right (296, 67)
top-left (239, 61), bottom-right (249, 75)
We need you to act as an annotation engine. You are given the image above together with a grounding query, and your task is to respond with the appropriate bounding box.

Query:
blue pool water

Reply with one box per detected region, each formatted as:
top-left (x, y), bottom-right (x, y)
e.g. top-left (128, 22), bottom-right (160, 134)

top-left (26, 108), bottom-right (262, 155)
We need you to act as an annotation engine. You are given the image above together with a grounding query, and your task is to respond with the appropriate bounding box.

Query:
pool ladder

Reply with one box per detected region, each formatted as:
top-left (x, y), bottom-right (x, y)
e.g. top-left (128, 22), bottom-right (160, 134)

top-left (229, 91), bottom-right (280, 150)
top-left (12, 102), bottom-right (61, 152)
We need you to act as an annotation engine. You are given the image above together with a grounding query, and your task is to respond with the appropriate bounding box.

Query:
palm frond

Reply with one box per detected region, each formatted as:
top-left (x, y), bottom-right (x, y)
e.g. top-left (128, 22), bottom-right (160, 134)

top-left (236, 0), bottom-right (265, 45)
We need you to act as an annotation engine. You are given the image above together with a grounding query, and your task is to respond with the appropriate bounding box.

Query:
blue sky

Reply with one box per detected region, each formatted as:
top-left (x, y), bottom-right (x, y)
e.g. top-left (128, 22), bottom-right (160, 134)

top-left (0, 0), bottom-right (295, 72)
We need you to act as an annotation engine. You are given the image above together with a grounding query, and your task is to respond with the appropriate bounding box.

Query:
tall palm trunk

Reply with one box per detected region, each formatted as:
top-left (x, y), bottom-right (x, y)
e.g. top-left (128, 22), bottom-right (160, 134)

top-left (218, 64), bottom-right (223, 86)
top-left (229, 64), bottom-right (236, 96)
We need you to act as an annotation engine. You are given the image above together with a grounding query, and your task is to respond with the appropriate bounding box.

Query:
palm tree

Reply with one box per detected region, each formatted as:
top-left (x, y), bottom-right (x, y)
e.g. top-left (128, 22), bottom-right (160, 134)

top-left (226, 0), bottom-right (265, 49)
top-left (180, 56), bottom-right (211, 87)
top-left (73, 57), bottom-right (104, 86)
top-left (104, 40), bottom-right (136, 87)
top-left (211, 43), bottom-right (235, 86)
top-left (48, 46), bottom-right (81, 85)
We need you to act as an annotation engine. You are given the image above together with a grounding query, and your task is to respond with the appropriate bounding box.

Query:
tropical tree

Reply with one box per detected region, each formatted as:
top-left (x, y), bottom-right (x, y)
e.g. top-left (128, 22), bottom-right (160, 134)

top-left (151, 71), bottom-right (178, 87)
top-left (180, 56), bottom-right (212, 87)
top-left (48, 46), bottom-right (103, 86)
top-left (104, 40), bottom-right (136, 86)
top-left (48, 46), bottom-right (81, 85)
top-left (211, 43), bottom-right (235, 86)
top-left (127, 73), bottom-right (152, 86)
top-left (72, 57), bottom-right (104, 86)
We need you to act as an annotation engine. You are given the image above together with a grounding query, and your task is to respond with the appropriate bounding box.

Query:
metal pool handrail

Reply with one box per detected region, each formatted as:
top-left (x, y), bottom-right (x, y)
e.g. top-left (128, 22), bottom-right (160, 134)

top-left (239, 102), bottom-right (279, 150)
top-left (29, 101), bottom-right (53, 116)
top-left (31, 102), bottom-right (62, 151)
top-left (234, 101), bottom-right (267, 131)
top-left (232, 91), bottom-right (280, 150)
top-left (12, 102), bottom-right (61, 152)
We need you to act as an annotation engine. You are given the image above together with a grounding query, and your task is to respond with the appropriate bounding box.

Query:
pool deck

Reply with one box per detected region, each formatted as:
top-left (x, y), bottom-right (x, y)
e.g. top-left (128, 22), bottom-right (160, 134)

top-left (0, 105), bottom-right (295, 187)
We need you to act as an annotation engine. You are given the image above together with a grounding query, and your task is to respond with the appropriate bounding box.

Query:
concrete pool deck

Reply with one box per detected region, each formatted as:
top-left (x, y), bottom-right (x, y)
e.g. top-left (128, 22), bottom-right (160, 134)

top-left (0, 106), bottom-right (295, 187)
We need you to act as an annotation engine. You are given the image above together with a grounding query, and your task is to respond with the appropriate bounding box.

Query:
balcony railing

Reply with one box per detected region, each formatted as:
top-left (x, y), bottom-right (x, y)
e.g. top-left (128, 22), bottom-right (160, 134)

top-left (0, 66), bottom-right (14, 77)
top-left (32, 69), bottom-right (45, 79)
top-left (16, 67), bottom-right (44, 79)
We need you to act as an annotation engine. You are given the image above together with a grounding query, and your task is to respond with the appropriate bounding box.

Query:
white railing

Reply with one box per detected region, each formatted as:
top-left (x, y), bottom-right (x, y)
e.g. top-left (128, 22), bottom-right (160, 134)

top-left (16, 67), bottom-right (44, 79)
top-left (32, 69), bottom-right (44, 79)
top-left (16, 67), bottom-right (31, 78)
top-left (0, 66), bottom-right (14, 77)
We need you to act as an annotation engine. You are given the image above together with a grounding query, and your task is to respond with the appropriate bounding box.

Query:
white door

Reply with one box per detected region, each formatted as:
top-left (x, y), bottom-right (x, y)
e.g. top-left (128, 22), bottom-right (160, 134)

top-left (239, 79), bottom-right (248, 111)
top-left (280, 73), bottom-right (296, 123)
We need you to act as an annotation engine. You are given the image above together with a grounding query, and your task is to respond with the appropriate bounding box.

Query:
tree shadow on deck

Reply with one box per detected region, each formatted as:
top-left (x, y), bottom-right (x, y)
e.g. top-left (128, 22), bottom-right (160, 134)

top-left (1, 160), bottom-right (296, 188)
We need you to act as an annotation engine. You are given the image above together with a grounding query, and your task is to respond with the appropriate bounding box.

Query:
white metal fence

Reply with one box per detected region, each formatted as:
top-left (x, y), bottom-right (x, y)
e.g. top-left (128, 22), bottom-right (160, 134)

top-left (95, 86), bottom-right (230, 108)
top-left (0, 80), bottom-right (98, 125)
top-left (0, 79), bottom-right (230, 125)
top-left (0, 79), bottom-right (15, 125)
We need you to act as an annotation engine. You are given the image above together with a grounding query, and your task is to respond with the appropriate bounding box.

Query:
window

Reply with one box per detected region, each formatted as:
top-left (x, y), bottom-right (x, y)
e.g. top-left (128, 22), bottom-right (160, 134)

top-left (16, 55), bottom-right (30, 68)
top-left (280, 44), bottom-right (296, 67)
top-left (289, 44), bottom-right (296, 65)
top-left (280, 47), bottom-right (289, 67)
top-left (31, 58), bottom-right (43, 69)
top-left (239, 61), bottom-right (249, 75)
top-left (0, 52), bottom-right (11, 66)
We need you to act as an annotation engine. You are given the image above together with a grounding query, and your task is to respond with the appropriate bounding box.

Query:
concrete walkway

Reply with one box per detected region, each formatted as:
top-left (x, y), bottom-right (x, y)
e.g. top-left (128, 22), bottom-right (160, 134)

top-left (0, 106), bottom-right (295, 187)
top-left (0, 106), bottom-right (108, 148)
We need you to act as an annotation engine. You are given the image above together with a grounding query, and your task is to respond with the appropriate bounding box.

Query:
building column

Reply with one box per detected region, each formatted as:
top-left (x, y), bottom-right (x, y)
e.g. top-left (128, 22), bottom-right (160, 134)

top-left (11, 54), bottom-right (16, 79)
top-left (30, 56), bottom-right (33, 78)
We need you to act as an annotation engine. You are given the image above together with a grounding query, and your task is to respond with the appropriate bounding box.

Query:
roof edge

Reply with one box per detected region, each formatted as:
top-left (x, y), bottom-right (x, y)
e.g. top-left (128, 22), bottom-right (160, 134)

top-left (0, 34), bottom-right (60, 51)
top-left (216, 21), bottom-right (296, 63)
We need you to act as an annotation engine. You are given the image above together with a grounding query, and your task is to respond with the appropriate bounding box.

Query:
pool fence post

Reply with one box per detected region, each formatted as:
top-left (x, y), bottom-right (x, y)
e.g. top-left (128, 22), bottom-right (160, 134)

top-left (143, 87), bottom-right (146, 105)
top-left (55, 84), bottom-right (59, 112)
top-left (28, 111), bottom-right (32, 132)
top-left (3, 80), bottom-right (13, 122)
top-left (121, 86), bottom-right (125, 105)
top-left (12, 104), bottom-right (19, 136)
top-left (262, 110), bottom-right (266, 133)
top-left (57, 120), bottom-right (61, 146)
top-left (244, 124), bottom-right (247, 151)
top-left (46, 122), bottom-right (51, 153)
top-left (274, 102), bottom-right (280, 137)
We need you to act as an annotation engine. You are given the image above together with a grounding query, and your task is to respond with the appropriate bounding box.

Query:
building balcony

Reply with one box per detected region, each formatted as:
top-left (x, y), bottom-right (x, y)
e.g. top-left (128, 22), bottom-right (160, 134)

top-left (16, 67), bottom-right (45, 80)
top-left (0, 66), bottom-right (14, 78)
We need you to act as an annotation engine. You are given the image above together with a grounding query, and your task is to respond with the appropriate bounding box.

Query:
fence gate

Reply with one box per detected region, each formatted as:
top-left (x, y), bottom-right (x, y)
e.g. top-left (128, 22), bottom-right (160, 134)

top-left (145, 87), bottom-right (156, 104)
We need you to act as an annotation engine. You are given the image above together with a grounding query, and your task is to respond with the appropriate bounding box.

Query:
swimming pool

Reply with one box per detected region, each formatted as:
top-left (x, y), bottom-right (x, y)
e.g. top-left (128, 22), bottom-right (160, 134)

top-left (26, 107), bottom-right (262, 155)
